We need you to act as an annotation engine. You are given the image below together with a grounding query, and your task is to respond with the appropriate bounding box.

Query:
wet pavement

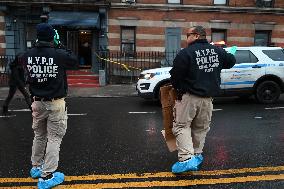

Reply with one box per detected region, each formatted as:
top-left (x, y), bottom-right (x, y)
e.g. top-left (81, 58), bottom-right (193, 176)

top-left (0, 95), bottom-right (284, 188)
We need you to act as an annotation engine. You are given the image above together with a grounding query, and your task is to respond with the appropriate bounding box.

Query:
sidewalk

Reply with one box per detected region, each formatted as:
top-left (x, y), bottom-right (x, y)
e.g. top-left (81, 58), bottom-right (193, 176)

top-left (0, 84), bottom-right (138, 99)
top-left (68, 84), bottom-right (137, 97)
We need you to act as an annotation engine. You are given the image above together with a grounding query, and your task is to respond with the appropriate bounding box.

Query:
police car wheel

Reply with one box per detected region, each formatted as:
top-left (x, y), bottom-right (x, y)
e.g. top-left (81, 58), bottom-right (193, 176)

top-left (255, 80), bottom-right (280, 104)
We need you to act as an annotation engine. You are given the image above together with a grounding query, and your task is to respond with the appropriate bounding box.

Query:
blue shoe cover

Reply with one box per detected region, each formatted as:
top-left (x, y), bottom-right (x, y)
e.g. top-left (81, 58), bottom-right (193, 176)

top-left (172, 156), bottom-right (201, 174)
top-left (195, 154), bottom-right (204, 168)
top-left (30, 167), bottom-right (42, 179)
top-left (37, 172), bottom-right (65, 189)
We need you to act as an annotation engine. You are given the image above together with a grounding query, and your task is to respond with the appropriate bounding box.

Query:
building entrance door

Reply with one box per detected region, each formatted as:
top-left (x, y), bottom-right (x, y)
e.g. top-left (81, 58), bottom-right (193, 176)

top-left (66, 30), bottom-right (92, 68)
top-left (66, 31), bottom-right (79, 55)
top-left (78, 30), bottom-right (92, 68)
top-left (54, 28), bottom-right (95, 69)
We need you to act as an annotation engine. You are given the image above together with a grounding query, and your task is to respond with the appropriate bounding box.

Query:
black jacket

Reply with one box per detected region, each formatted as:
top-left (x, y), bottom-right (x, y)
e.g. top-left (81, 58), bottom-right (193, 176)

top-left (19, 41), bottom-right (78, 98)
top-left (8, 54), bottom-right (26, 88)
top-left (170, 39), bottom-right (236, 97)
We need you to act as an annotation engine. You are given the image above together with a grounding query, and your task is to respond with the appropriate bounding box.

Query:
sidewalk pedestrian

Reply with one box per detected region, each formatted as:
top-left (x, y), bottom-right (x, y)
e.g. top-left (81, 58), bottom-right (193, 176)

top-left (2, 55), bottom-right (32, 115)
top-left (169, 26), bottom-right (236, 174)
top-left (19, 23), bottom-right (78, 188)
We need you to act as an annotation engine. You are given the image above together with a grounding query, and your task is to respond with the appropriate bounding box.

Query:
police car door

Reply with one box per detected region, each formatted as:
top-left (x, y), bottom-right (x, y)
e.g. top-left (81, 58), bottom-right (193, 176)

top-left (222, 49), bottom-right (262, 93)
top-left (262, 49), bottom-right (284, 80)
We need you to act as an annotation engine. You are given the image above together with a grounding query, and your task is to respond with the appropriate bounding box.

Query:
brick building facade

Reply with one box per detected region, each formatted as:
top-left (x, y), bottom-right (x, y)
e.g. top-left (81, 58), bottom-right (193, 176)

top-left (109, 0), bottom-right (284, 57)
top-left (0, 0), bottom-right (109, 73)
top-left (0, 11), bottom-right (5, 55)
top-left (0, 0), bottom-right (284, 72)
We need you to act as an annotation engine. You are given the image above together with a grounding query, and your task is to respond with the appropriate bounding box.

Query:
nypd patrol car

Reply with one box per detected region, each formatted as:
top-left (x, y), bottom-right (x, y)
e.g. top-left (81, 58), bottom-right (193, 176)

top-left (136, 46), bottom-right (284, 104)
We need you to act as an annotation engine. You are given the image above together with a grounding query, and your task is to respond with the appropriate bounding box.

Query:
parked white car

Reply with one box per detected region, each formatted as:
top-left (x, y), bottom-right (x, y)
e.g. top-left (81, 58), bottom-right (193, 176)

top-left (136, 46), bottom-right (284, 104)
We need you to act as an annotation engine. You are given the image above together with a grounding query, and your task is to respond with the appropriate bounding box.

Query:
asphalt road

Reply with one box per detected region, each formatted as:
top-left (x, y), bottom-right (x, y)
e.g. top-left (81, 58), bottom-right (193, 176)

top-left (0, 96), bottom-right (284, 188)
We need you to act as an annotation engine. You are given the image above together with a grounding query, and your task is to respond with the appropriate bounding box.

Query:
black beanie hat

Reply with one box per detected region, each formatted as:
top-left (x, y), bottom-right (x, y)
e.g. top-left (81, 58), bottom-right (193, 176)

top-left (36, 23), bottom-right (55, 42)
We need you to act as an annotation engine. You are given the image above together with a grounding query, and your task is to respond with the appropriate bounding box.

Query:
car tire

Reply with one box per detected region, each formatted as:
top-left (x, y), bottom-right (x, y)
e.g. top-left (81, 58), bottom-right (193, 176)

top-left (255, 80), bottom-right (280, 104)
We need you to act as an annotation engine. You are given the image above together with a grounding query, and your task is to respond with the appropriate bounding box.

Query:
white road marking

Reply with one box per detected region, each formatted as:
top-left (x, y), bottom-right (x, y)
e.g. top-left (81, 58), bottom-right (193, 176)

top-left (128, 112), bottom-right (156, 114)
top-left (213, 109), bottom-right (222, 111)
top-left (11, 109), bottom-right (30, 112)
top-left (90, 95), bottom-right (120, 98)
top-left (0, 115), bottom-right (16, 118)
top-left (67, 113), bottom-right (87, 116)
top-left (1, 110), bottom-right (87, 116)
top-left (145, 129), bottom-right (154, 132)
top-left (265, 107), bottom-right (284, 110)
top-left (129, 110), bottom-right (222, 114)
top-left (254, 116), bottom-right (263, 119)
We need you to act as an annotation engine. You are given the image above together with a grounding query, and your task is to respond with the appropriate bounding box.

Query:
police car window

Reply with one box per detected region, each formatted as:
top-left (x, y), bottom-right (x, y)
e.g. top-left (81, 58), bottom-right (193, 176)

top-left (262, 50), bottom-right (284, 61)
top-left (235, 50), bottom-right (258, 64)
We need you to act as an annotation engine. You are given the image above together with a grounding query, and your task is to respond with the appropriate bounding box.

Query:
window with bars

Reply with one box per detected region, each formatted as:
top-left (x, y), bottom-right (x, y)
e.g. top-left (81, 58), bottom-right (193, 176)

top-left (121, 26), bottom-right (136, 56)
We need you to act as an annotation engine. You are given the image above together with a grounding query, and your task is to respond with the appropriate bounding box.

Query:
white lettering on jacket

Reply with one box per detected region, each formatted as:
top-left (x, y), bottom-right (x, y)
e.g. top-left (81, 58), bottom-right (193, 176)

top-left (27, 57), bottom-right (58, 82)
top-left (195, 48), bottom-right (220, 72)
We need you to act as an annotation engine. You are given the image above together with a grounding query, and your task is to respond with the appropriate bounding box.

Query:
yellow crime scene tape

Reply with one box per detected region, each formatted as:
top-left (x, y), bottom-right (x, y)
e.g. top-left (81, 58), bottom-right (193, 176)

top-left (94, 52), bottom-right (142, 72)
top-left (94, 45), bottom-right (237, 73)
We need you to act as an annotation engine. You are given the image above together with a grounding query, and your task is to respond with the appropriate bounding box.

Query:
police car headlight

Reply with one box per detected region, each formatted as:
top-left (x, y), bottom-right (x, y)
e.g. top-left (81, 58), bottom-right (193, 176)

top-left (139, 73), bottom-right (156, 80)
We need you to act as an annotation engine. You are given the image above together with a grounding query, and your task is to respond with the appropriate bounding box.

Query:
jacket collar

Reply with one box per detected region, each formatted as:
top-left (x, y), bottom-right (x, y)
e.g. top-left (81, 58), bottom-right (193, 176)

top-left (35, 41), bottom-right (54, 48)
top-left (188, 39), bottom-right (208, 47)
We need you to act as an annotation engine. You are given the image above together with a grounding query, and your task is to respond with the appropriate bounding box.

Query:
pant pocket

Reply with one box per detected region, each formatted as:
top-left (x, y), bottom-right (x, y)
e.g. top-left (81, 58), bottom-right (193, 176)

top-left (174, 100), bottom-right (187, 124)
top-left (48, 109), bottom-right (68, 138)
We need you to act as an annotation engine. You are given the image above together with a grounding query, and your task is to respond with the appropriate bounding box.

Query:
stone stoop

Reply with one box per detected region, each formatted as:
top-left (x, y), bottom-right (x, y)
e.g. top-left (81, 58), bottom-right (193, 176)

top-left (67, 70), bottom-right (100, 88)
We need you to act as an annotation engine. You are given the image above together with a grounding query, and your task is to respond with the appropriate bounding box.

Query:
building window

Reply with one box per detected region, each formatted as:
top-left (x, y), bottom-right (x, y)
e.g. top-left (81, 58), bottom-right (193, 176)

top-left (211, 29), bottom-right (226, 43)
top-left (168, 0), bottom-right (182, 4)
top-left (254, 31), bottom-right (271, 46)
top-left (121, 0), bottom-right (136, 3)
top-left (213, 0), bottom-right (228, 5)
top-left (256, 0), bottom-right (274, 8)
top-left (121, 26), bottom-right (136, 56)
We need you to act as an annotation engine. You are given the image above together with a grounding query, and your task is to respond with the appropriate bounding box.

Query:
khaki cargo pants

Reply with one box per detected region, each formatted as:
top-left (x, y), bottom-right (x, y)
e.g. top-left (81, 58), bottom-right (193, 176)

top-left (31, 98), bottom-right (67, 176)
top-left (172, 93), bottom-right (213, 162)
